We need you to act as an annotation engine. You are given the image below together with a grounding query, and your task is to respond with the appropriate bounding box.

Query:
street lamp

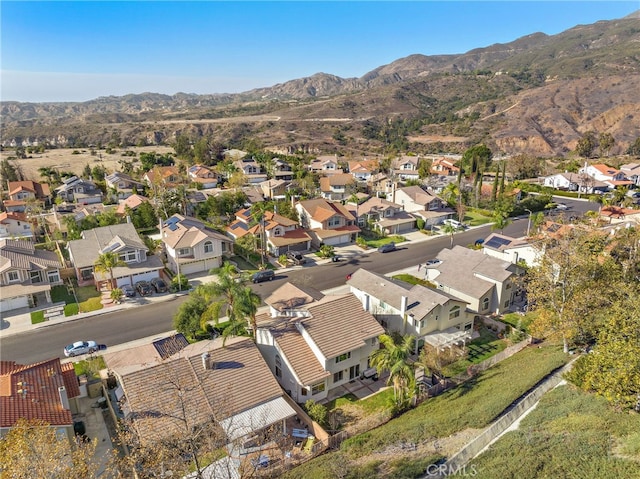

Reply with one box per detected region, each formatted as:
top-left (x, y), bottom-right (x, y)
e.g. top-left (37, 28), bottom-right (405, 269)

top-left (525, 209), bottom-right (533, 237)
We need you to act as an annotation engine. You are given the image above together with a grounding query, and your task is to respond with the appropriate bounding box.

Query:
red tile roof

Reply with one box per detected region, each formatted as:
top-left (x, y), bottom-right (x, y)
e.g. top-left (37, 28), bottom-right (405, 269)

top-left (0, 359), bottom-right (80, 427)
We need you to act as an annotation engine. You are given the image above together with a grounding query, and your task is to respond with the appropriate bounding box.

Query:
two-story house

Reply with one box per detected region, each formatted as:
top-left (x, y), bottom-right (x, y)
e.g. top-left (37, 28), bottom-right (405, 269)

top-left (54, 176), bottom-right (103, 205)
top-left (579, 163), bottom-right (633, 190)
top-left (308, 156), bottom-right (343, 175)
top-left (392, 185), bottom-right (453, 228)
top-left (355, 197), bottom-right (415, 234)
top-left (348, 159), bottom-right (379, 182)
top-left (188, 164), bottom-right (219, 189)
top-left (481, 233), bottom-right (541, 267)
top-left (430, 157), bottom-right (460, 177)
top-left (295, 199), bottom-right (360, 247)
top-left (319, 173), bottom-right (356, 201)
top-left (543, 172), bottom-right (610, 194)
top-left (227, 209), bottom-right (311, 257)
top-left (0, 212), bottom-right (33, 239)
top-left (258, 179), bottom-right (289, 200)
top-left (271, 158), bottom-right (294, 181)
top-left (105, 172), bottom-right (145, 201)
top-left (392, 156), bottom-right (420, 182)
top-left (162, 214), bottom-right (233, 275)
top-left (115, 194), bottom-right (151, 216)
top-left (67, 223), bottom-right (164, 289)
top-left (0, 239), bottom-right (63, 312)
top-left (620, 163), bottom-right (640, 188)
top-left (423, 246), bottom-right (517, 315)
top-left (347, 268), bottom-right (472, 353)
top-left (233, 158), bottom-right (268, 184)
top-left (142, 166), bottom-right (183, 189)
top-left (0, 358), bottom-right (81, 441)
top-left (255, 283), bottom-right (385, 403)
top-left (3, 180), bottom-right (51, 213)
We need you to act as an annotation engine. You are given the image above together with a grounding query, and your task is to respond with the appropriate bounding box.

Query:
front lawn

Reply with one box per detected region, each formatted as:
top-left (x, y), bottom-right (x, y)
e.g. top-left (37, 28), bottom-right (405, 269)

top-left (462, 209), bottom-right (494, 226)
top-left (363, 235), bottom-right (406, 249)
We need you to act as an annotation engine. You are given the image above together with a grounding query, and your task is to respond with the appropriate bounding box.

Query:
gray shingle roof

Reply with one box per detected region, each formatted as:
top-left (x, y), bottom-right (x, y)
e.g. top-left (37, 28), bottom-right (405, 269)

top-left (67, 223), bottom-right (146, 268)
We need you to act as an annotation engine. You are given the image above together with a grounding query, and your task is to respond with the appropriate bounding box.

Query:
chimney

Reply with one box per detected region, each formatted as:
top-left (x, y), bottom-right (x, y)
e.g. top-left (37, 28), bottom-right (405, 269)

top-left (126, 215), bottom-right (132, 224)
top-left (201, 352), bottom-right (211, 370)
top-left (400, 295), bottom-right (408, 317)
top-left (58, 386), bottom-right (70, 410)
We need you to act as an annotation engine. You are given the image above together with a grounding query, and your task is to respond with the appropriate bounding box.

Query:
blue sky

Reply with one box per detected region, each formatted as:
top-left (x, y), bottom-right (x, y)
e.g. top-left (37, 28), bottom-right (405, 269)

top-left (2, 1), bottom-right (638, 103)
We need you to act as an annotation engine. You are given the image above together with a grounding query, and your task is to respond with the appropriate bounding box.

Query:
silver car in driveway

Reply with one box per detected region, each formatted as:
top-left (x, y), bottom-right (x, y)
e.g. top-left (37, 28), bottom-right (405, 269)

top-left (64, 340), bottom-right (98, 357)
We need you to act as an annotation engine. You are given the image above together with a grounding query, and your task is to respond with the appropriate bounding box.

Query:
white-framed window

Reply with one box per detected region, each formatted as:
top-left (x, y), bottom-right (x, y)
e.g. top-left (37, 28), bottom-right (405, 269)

top-left (333, 371), bottom-right (344, 383)
top-left (118, 251), bottom-right (137, 263)
top-left (47, 270), bottom-right (60, 283)
top-left (482, 297), bottom-right (490, 311)
top-left (30, 271), bottom-right (43, 284)
top-left (221, 242), bottom-right (228, 252)
top-left (328, 216), bottom-right (341, 227)
top-left (7, 271), bottom-right (19, 283)
top-left (203, 241), bottom-right (213, 254)
top-left (178, 248), bottom-right (191, 257)
top-left (311, 382), bottom-right (325, 395)
top-left (449, 306), bottom-right (460, 320)
top-left (335, 352), bottom-right (351, 364)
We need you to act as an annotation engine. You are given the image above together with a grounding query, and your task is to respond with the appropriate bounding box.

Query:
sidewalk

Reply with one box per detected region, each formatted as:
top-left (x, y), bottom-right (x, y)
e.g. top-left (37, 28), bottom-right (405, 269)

top-left (0, 229), bottom-right (444, 339)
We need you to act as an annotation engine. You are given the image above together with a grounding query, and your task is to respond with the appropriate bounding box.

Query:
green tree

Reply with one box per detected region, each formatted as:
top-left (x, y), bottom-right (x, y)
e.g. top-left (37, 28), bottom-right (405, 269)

top-left (441, 222), bottom-right (458, 247)
top-left (369, 333), bottom-right (416, 409)
top-left (491, 211), bottom-right (511, 234)
top-left (173, 295), bottom-right (208, 339)
top-left (461, 144), bottom-right (492, 180)
top-left (93, 252), bottom-right (126, 290)
top-left (598, 132), bottom-right (615, 157)
top-left (626, 137), bottom-right (640, 156)
top-left (576, 131), bottom-right (597, 158)
top-left (417, 158), bottom-right (432, 179)
top-left (0, 158), bottom-right (22, 182)
top-left (236, 285), bottom-right (262, 338)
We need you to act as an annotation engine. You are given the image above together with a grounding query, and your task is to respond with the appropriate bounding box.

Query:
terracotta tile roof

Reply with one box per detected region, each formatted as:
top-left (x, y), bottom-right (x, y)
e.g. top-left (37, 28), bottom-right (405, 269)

top-left (0, 359), bottom-right (79, 428)
top-left (274, 329), bottom-right (330, 386)
top-left (7, 180), bottom-right (50, 198)
top-left (297, 198), bottom-right (355, 222)
top-left (115, 194), bottom-right (150, 215)
top-left (268, 229), bottom-right (312, 247)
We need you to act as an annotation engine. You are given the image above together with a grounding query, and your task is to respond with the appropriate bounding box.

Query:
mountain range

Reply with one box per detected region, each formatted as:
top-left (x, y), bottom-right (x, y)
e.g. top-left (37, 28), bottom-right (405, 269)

top-left (2, 11), bottom-right (640, 158)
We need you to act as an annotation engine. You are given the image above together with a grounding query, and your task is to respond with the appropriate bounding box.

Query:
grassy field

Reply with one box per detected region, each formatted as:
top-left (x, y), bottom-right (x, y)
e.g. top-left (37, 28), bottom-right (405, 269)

top-left (281, 344), bottom-right (569, 479)
top-left (463, 385), bottom-right (640, 478)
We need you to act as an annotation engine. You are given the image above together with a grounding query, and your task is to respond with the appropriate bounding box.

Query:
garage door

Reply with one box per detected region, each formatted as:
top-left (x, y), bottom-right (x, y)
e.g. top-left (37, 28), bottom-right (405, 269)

top-left (324, 234), bottom-right (351, 246)
top-left (180, 260), bottom-right (206, 275)
top-left (130, 271), bottom-right (159, 284)
top-left (0, 295), bottom-right (29, 313)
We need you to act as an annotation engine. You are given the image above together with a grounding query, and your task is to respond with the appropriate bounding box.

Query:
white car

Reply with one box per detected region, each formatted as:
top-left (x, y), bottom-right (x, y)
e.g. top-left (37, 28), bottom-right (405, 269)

top-left (64, 340), bottom-right (98, 357)
top-left (555, 203), bottom-right (569, 210)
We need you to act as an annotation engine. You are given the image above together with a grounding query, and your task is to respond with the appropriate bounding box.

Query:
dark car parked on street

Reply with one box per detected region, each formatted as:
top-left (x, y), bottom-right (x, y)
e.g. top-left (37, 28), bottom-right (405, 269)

top-left (378, 242), bottom-right (397, 253)
top-left (252, 270), bottom-right (275, 283)
top-left (150, 277), bottom-right (168, 293)
top-left (135, 280), bottom-right (153, 296)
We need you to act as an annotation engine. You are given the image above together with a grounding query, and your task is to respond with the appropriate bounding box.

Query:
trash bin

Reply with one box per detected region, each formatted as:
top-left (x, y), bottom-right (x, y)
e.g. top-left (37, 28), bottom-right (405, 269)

top-left (97, 397), bottom-right (108, 409)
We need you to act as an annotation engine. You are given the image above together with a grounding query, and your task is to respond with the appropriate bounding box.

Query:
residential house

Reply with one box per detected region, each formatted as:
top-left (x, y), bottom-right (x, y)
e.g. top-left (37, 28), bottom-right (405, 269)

top-left (67, 223), bottom-right (163, 289)
top-left (162, 214), bottom-right (233, 275)
top-left (319, 173), bottom-right (355, 201)
top-left (272, 158), bottom-right (294, 181)
top-left (255, 283), bottom-right (385, 403)
top-left (431, 157), bottom-right (460, 176)
top-left (142, 165), bottom-right (183, 189)
top-left (392, 156), bottom-right (420, 182)
top-left (347, 159), bottom-right (379, 182)
top-left (227, 209), bottom-right (311, 256)
top-left (233, 157), bottom-right (268, 184)
top-left (259, 179), bottom-right (289, 200)
top-left (104, 336), bottom-right (298, 456)
top-left (115, 194), bottom-right (151, 216)
top-left (543, 172), bottom-right (609, 194)
top-left (620, 163), bottom-right (640, 188)
top-left (392, 185), bottom-right (453, 228)
top-left (481, 233), bottom-right (541, 267)
top-left (0, 239), bottom-right (63, 312)
top-left (347, 268), bottom-right (472, 352)
top-left (579, 163), bottom-right (633, 190)
top-left (368, 172), bottom-right (394, 197)
top-left (0, 212), bottom-right (33, 239)
top-left (105, 172), bottom-right (145, 200)
top-left (423, 246), bottom-right (517, 315)
top-left (295, 199), bottom-right (360, 247)
top-left (54, 176), bottom-right (103, 205)
top-left (355, 197), bottom-right (415, 234)
top-left (0, 358), bottom-right (81, 440)
top-left (308, 156), bottom-right (343, 175)
top-left (3, 180), bottom-right (51, 213)
top-left (188, 164), bottom-right (219, 189)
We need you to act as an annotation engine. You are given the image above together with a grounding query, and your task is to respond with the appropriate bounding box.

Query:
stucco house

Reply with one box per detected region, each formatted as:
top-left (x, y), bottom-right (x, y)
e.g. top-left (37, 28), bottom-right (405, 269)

top-left (67, 223), bottom-right (163, 289)
top-left (392, 156), bottom-right (420, 181)
top-left (543, 172), bottom-right (609, 194)
top-left (423, 246), bottom-right (517, 315)
top-left (347, 268), bottom-right (472, 352)
top-left (0, 239), bottom-right (63, 312)
top-left (481, 233), bottom-right (541, 267)
top-left (54, 176), bottom-right (103, 205)
top-left (162, 214), bottom-right (233, 275)
top-left (392, 185), bottom-right (453, 227)
top-left (0, 212), bottom-right (33, 239)
top-left (620, 163), bottom-right (640, 187)
top-left (355, 196), bottom-right (416, 234)
top-left (319, 173), bottom-right (356, 201)
top-left (142, 165), bottom-right (183, 189)
top-left (188, 164), bottom-right (219, 189)
top-left (115, 194), bottom-right (151, 216)
top-left (233, 157), bottom-right (268, 184)
top-left (295, 199), bottom-right (360, 247)
top-left (105, 172), bottom-right (145, 200)
top-left (0, 358), bottom-right (81, 441)
top-left (308, 156), bottom-right (343, 175)
top-left (227, 209), bottom-right (311, 256)
top-left (579, 163), bottom-right (633, 189)
top-left (348, 159), bottom-right (379, 182)
top-left (3, 180), bottom-right (51, 213)
top-left (431, 157), bottom-right (460, 177)
top-left (255, 283), bottom-right (385, 403)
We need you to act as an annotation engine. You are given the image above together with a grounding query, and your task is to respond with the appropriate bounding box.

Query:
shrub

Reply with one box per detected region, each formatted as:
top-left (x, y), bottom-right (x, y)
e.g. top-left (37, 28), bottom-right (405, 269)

top-left (64, 303), bottom-right (79, 316)
top-left (79, 297), bottom-right (103, 313)
top-left (305, 399), bottom-right (328, 427)
top-left (31, 311), bottom-right (45, 324)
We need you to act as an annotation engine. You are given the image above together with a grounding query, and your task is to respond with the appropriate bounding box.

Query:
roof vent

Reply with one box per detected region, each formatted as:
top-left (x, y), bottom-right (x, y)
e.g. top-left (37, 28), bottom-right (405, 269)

top-left (201, 352), bottom-right (212, 370)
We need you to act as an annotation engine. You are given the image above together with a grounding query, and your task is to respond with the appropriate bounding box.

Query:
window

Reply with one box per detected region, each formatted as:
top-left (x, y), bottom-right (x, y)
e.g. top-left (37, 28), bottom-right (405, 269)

top-left (419, 319), bottom-right (425, 329)
top-left (7, 271), bottom-right (19, 282)
top-left (349, 365), bottom-right (360, 380)
top-left (221, 242), bottom-right (227, 253)
top-left (30, 271), bottom-right (43, 284)
top-left (335, 352), bottom-right (351, 364)
top-left (275, 355), bottom-right (282, 378)
top-left (504, 300), bottom-right (510, 308)
top-left (300, 388), bottom-right (308, 396)
top-left (333, 371), bottom-right (344, 383)
top-left (311, 382), bottom-right (325, 395)
top-left (328, 216), bottom-right (341, 227)
top-left (118, 251), bottom-right (137, 263)
top-left (449, 306), bottom-right (460, 320)
top-left (81, 268), bottom-right (93, 280)
top-left (47, 270), bottom-right (60, 283)
top-left (482, 297), bottom-right (490, 311)
top-left (178, 248), bottom-right (191, 257)
top-left (204, 241), bottom-right (213, 254)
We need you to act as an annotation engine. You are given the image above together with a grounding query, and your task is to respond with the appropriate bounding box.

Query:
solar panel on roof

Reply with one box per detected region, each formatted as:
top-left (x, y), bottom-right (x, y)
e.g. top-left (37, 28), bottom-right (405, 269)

top-left (485, 237), bottom-right (512, 249)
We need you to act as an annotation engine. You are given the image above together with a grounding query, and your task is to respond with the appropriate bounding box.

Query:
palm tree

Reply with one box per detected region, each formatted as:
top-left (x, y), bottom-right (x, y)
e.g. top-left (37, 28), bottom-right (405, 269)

top-left (236, 285), bottom-right (262, 338)
top-left (491, 211), bottom-right (512, 234)
top-left (369, 333), bottom-right (416, 408)
top-left (93, 252), bottom-right (126, 290)
top-left (441, 222), bottom-right (458, 248)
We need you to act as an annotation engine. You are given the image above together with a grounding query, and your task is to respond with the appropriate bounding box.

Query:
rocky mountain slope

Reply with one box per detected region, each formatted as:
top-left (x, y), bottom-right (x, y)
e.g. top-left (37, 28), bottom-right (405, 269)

top-left (2, 11), bottom-right (639, 157)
